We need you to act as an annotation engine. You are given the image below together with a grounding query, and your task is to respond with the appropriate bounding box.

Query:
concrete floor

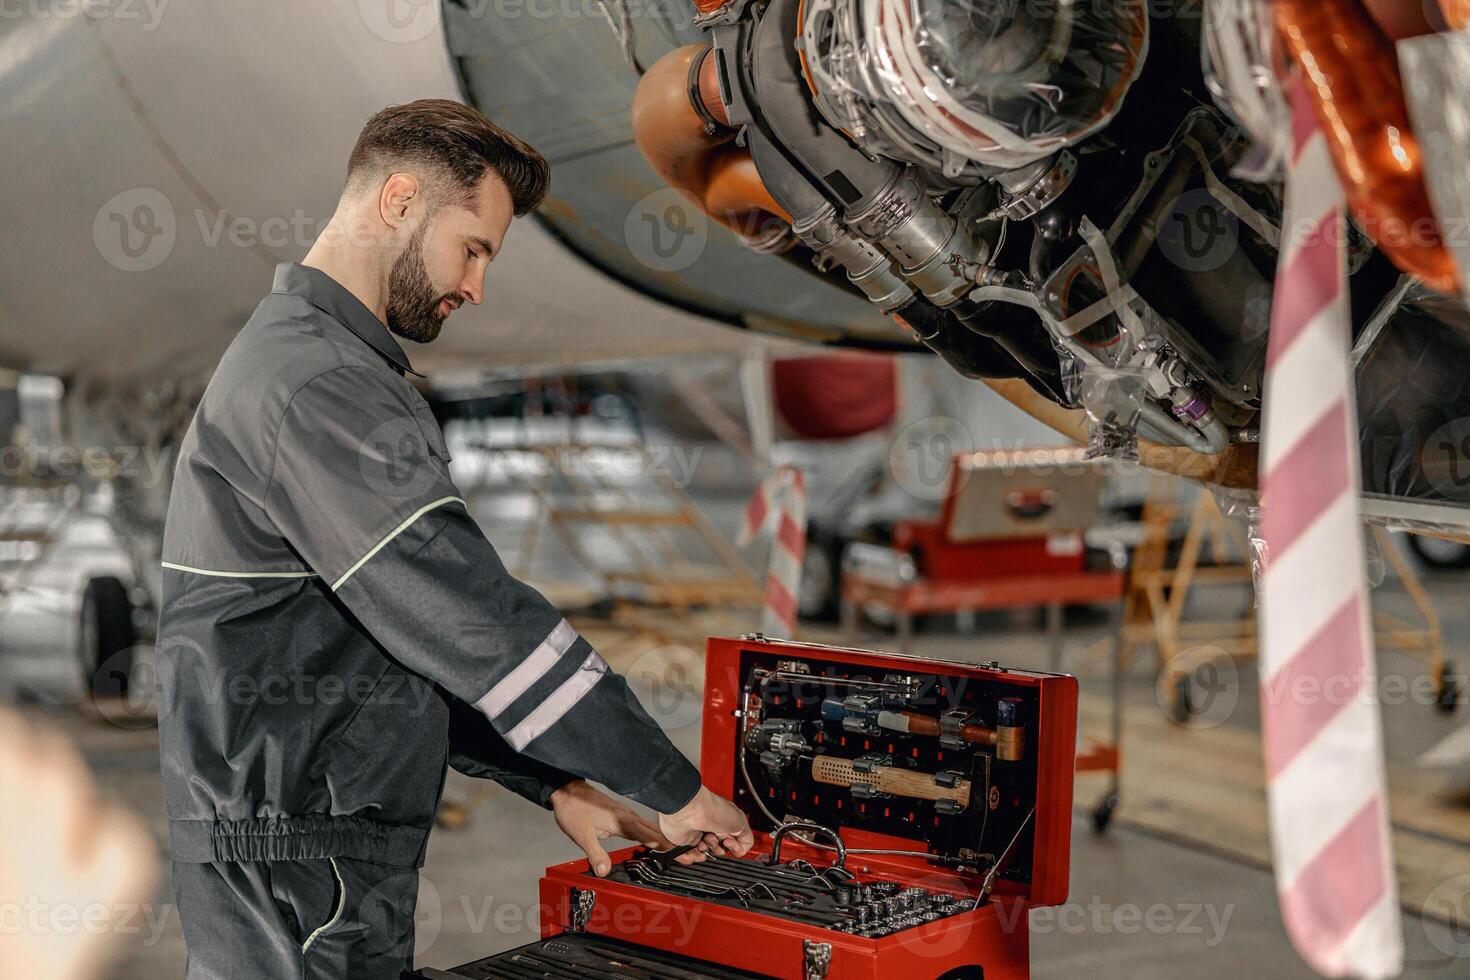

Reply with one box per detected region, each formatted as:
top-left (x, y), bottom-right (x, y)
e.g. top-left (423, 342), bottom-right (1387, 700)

top-left (6, 469), bottom-right (1470, 977)
top-left (25, 577), bottom-right (1466, 978)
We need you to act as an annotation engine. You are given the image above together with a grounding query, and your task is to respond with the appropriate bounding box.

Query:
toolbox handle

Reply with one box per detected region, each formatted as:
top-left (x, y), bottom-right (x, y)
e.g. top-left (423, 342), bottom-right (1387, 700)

top-left (767, 822), bottom-right (847, 869)
top-left (1005, 488), bottom-right (1058, 521)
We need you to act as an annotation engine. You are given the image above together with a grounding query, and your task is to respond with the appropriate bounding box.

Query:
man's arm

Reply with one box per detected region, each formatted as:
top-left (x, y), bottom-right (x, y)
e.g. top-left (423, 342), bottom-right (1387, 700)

top-left (259, 367), bottom-right (710, 816)
top-left (446, 696), bottom-right (574, 808)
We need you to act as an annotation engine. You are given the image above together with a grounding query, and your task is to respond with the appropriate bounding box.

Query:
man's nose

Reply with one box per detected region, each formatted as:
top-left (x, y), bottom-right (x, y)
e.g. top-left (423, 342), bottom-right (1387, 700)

top-left (460, 279), bottom-right (483, 305)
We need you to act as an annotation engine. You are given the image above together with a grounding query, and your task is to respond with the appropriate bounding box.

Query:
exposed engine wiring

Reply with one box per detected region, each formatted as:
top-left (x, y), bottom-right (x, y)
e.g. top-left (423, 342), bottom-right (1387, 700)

top-left (595, 0), bottom-right (644, 75)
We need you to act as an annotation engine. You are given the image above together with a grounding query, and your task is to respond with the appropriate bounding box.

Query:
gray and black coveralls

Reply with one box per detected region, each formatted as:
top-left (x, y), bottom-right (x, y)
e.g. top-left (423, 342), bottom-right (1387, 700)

top-left (157, 263), bottom-right (701, 979)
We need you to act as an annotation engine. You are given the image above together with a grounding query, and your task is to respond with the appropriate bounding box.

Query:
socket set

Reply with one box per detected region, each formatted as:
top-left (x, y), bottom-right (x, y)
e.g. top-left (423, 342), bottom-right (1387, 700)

top-left (605, 851), bottom-right (973, 939)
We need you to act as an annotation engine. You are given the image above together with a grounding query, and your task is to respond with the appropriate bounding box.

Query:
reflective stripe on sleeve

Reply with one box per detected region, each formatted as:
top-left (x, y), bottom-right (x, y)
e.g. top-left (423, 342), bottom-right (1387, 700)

top-left (330, 496), bottom-right (464, 591)
top-left (161, 562), bottom-right (316, 579)
top-left (474, 618), bottom-right (578, 720)
top-left (504, 650), bottom-right (609, 751)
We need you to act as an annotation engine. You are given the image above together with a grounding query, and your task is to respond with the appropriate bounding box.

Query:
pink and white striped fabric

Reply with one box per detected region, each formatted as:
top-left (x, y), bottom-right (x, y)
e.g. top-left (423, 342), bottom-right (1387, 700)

top-left (1257, 80), bottom-right (1402, 978)
top-left (736, 466), bottom-right (808, 636)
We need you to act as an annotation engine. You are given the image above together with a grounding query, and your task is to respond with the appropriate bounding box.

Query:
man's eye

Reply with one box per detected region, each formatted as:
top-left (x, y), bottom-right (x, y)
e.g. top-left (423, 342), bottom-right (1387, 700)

top-left (467, 247), bottom-right (476, 259)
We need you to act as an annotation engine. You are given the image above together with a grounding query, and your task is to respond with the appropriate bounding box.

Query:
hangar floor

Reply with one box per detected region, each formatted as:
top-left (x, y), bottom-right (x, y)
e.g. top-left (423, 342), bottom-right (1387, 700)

top-left (31, 577), bottom-right (1468, 979)
top-left (7, 464), bottom-right (1469, 978)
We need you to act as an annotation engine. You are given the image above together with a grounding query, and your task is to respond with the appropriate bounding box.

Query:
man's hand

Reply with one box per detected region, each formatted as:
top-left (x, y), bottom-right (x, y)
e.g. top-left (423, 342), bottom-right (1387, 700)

top-left (550, 780), bottom-right (684, 877)
top-left (658, 785), bottom-right (754, 859)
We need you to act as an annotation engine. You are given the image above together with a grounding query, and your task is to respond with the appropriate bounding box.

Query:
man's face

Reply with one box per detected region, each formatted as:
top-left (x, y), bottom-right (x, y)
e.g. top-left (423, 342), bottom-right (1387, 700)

top-left (384, 173), bottom-right (515, 344)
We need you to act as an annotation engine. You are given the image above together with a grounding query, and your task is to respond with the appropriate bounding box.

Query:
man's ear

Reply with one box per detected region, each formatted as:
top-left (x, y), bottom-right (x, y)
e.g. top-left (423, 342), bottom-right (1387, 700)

top-left (378, 172), bottom-right (421, 230)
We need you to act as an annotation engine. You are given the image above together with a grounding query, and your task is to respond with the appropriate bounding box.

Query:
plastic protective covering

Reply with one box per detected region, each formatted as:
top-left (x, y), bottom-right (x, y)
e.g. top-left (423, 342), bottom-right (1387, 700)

top-left (1053, 220), bottom-right (1156, 460)
top-left (972, 219), bottom-right (1218, 461)
top-left (1210, 485), bottom-right (1267, 590)
top-left (1209, 486), bottom-right (1392, 591)
top-left (1399, 27), bottom-right (1470, 309)
top-left (1356, 282), bottom-right (1470, 526)
top-left (1207, 282), bottom-right (1470, 572)
top-left (801, 0), bottom-right (1150, 177)
top-left (1201, 0), bottom-right (1291, 180)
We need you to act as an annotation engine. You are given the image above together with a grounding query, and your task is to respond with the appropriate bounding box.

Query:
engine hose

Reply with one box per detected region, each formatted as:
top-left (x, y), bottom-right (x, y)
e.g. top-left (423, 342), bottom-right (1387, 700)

top-left (952, 297), bottom-right (1068, 401)
top-left (1138, 399), bottom-right (1230, 455)
top-left (1274, 0), bottom-right (1458, 292)
top-left (632, 44), bottom-right (792, 238)
top-left (894, 298), bottom-right (1026, 381)
top-left (1028, 205), bottom-right (1074, 284)
top-left (1028, 232), bottom-right (1053, 287)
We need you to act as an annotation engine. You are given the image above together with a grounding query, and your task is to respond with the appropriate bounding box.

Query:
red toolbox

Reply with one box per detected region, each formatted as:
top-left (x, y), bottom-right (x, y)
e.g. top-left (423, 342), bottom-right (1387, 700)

top-left (528, 635), bottom-right (1079, 980)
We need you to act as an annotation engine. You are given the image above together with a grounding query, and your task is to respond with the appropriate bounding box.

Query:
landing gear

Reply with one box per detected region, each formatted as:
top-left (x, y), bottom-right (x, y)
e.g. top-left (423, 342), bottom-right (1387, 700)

top-left (78, 576), bottom-right (136, 702)
top-left (1170, 674), bottom-right (1195, 725)
top-left (1091, 792), bottom-right (1119, 834)
top-left (1439, 662), bottom-right (1461, 714)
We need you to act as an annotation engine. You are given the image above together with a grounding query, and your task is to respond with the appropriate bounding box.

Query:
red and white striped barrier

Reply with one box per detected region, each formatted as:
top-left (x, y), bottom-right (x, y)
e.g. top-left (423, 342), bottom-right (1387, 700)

top-left (1257, 80), bottom-right (1402, 978)
top-left (737, 466), bottom-right (808, 637)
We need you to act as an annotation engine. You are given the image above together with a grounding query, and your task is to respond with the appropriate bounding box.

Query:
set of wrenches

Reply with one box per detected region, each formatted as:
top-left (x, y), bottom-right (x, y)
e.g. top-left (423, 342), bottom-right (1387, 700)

top-left (609, 851), bottom-right (972, 938)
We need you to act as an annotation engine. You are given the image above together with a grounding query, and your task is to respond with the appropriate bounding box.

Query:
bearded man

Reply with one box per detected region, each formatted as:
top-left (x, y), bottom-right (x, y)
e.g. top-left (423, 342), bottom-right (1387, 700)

top-left (156, 99), bottom-right (751, 979)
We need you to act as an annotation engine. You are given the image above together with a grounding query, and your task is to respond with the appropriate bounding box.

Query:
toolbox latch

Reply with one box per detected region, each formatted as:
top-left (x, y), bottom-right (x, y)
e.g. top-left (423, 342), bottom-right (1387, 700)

top-left (802, 940), bottom-right (833, 980)
top-left (568, 888), bottom-right (596, 933)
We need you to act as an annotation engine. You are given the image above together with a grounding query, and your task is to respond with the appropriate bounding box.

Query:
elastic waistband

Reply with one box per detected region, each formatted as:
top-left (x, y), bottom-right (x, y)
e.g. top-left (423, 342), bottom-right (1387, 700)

top-left (169, 814), bottom-right (429, 868)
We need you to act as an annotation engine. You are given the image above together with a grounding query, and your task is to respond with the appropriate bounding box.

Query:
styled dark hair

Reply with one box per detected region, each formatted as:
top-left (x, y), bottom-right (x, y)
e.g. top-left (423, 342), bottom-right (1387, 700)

top-left (347, 99), bottom-right (550, 216)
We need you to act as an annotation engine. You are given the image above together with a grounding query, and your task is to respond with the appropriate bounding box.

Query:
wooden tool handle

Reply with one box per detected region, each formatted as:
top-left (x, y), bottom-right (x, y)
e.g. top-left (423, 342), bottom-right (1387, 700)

top-left (896, 712), bottom-right (998, 748)
top-left (811, 755), bottom-right (970, 809)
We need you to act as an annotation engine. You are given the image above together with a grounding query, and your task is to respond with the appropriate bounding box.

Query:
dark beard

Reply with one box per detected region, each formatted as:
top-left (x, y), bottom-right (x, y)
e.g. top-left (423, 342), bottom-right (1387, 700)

top-left (385, 226), bottom-right (457, 344)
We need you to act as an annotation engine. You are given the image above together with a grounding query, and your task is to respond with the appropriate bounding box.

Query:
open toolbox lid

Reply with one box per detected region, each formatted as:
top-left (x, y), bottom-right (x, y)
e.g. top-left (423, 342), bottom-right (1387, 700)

top-left (701, 635), bottom-right (1079, 907)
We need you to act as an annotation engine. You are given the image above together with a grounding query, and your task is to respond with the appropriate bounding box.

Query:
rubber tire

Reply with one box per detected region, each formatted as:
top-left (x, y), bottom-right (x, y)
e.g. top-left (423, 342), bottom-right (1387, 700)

top-left (1438, 662), bottom-right (1461, 714)
top-left (1406, 535), bottom-right (1470, 571)
top-left (1092, 793), bottom-right (1119, 834)
top-left (1170, 675), bottom-right (1195, 726)
top-left (798, 531), bottom-right (845, 623)
top-left (79, 576), bottom-right (136, 701)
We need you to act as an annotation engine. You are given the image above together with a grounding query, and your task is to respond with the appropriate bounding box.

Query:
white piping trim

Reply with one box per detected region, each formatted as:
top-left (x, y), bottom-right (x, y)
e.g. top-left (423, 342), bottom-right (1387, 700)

top-left (300, 856), bottom-right (346, 954)
top-left (475, 619), bottom-right (579, 720)
top-left (161, 562), bottom-right (316, 579)
top-left (505, 651), bottom-right (609, 751)
top-left (330, 496), bottom-right (464, 592)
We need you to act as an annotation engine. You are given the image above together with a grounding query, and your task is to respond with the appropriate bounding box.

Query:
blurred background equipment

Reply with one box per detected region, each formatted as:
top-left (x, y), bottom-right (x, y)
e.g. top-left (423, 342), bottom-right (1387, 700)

top-left (6, 0), bottom-right (1470, 975)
